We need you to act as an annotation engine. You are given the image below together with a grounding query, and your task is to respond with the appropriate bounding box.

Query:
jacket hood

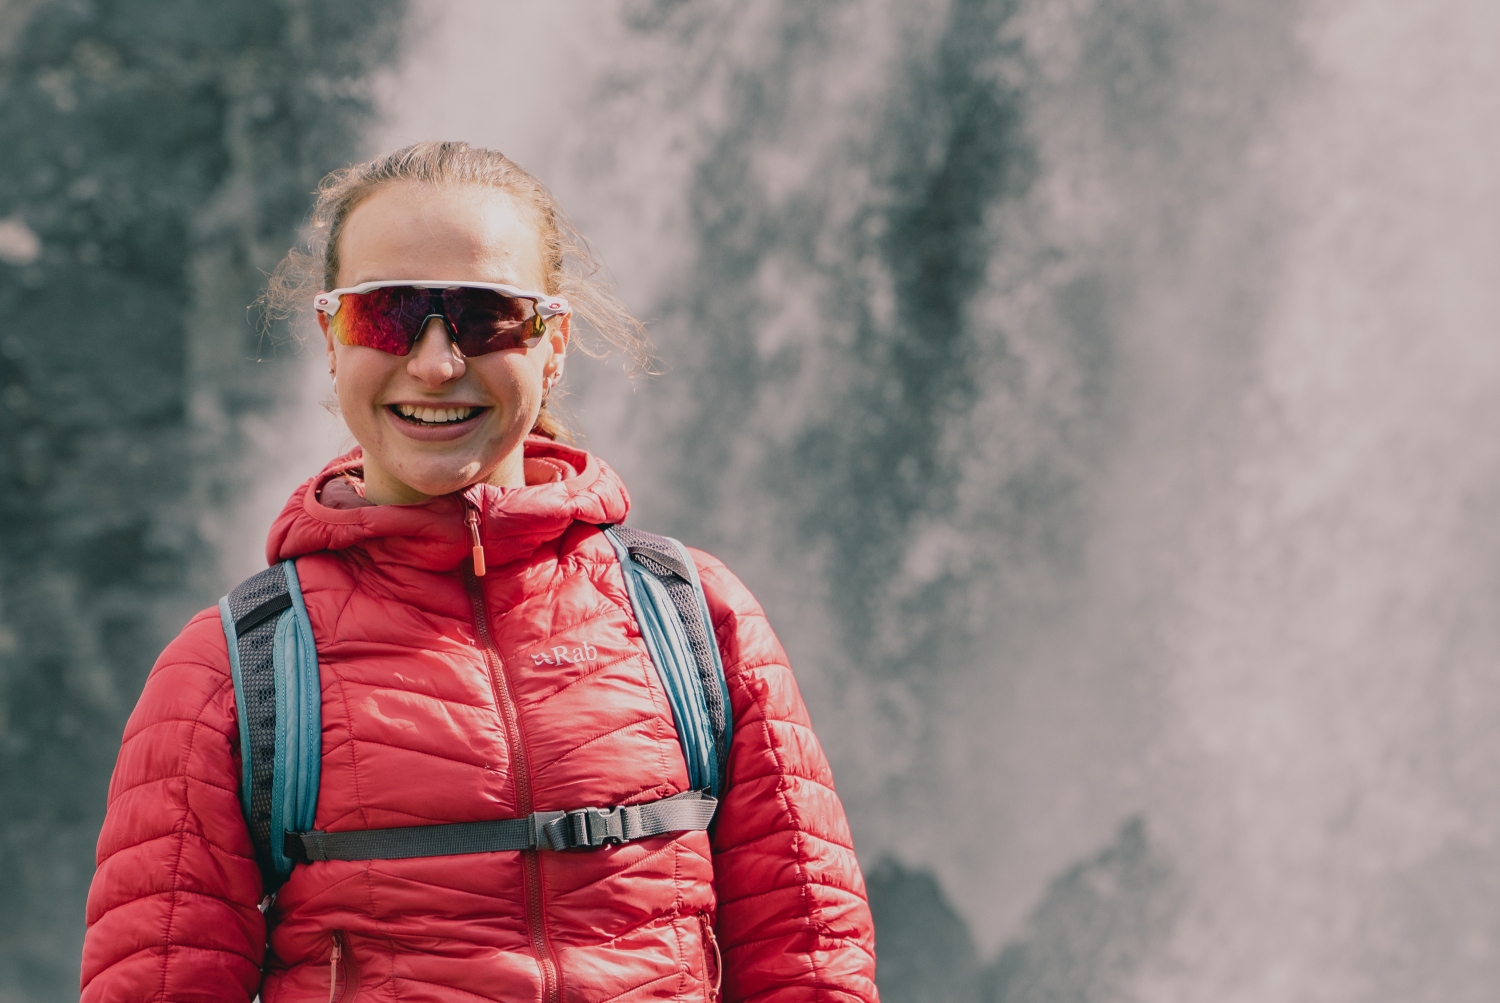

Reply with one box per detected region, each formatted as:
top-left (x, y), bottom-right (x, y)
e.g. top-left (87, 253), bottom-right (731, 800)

top-left (266, 437), bottom-right (630, 572)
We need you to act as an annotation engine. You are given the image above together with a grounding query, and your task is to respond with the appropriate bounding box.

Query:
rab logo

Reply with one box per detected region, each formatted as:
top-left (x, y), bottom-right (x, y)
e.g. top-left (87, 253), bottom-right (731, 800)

top-left (532, 643), bottom-right (599, 667)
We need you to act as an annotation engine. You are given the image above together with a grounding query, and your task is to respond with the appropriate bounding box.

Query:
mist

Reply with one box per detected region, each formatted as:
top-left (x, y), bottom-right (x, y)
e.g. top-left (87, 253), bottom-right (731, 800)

top-left (3, 0), bottom-right (1499, 999)
top-left (360, 2), bottom-right (1500, 997)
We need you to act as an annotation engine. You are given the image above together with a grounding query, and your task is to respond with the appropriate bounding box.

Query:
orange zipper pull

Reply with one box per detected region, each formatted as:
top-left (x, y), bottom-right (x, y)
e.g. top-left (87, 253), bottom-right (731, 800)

top-left (466, 505), bottom-right (486, 577)
top-left (328, 934), bottom-right (341, 1003)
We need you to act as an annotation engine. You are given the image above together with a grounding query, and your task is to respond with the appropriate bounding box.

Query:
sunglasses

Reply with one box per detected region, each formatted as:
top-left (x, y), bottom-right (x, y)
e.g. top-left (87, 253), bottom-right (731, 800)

top-left (313, 280), bottom-right (571, 357)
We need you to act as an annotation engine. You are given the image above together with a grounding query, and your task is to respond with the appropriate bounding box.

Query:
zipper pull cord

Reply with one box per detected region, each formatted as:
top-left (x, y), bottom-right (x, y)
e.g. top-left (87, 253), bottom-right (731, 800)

top-left (328, 934), bottom-right (341, 1003)
top-left (466, 504), bottom-right (486, 577)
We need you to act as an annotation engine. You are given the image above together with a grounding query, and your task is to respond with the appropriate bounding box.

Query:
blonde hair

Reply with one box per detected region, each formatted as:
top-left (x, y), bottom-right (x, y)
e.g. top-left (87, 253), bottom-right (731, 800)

top-left (263, 141), bottom-right (652, 440)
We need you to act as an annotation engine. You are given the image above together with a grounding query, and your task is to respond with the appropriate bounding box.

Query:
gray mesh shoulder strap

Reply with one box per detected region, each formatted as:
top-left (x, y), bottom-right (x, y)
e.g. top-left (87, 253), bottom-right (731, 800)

top-left (604, 526), bottom-right (734, 798)
top-left (218, 559), bottom-right (321, 891)
top-left (218, 563), bottom-right (291, 888)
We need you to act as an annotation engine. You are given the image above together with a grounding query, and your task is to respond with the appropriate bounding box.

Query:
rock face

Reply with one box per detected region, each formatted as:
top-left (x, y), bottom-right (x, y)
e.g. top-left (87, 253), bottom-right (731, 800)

top-left (0, 1), bottom-right (402, 994)
top-left (985, 819), bottom-right (1176, 1003)
top-left (867, 859), bottom-right (985, 1003)
top-left (868, 819), bottom-right (1175, 1003)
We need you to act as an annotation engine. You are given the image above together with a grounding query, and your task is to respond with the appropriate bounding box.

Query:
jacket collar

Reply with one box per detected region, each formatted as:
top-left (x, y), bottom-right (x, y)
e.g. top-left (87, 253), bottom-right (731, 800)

top-left (266, 437), bottom-right (630, 573)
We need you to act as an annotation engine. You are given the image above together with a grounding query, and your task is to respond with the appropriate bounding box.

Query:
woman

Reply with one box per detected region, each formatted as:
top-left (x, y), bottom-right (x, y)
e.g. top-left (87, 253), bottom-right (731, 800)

top-left (80, 142), bottom-right (878, 1002)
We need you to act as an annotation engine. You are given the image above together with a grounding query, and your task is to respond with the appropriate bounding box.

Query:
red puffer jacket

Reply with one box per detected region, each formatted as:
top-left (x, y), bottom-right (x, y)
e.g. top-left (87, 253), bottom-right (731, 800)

top-left (81, 439), bottom-right (877, 1003)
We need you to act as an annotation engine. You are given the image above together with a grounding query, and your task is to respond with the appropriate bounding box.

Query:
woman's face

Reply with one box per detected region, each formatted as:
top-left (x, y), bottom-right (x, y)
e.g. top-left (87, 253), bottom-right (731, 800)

top-left (323, 182), bottom-right (568, 504)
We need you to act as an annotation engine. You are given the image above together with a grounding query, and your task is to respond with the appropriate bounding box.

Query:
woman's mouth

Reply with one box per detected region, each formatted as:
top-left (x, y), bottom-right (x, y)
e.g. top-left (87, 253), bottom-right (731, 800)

top-left (389, 404), bottom-right (485, 426)
top-left (384, 403), bottom-right (488, 442)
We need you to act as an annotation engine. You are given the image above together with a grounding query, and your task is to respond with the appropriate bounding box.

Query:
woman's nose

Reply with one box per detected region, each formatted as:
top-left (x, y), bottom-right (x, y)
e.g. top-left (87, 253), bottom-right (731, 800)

top-left (406, 317), bottom-right (466, 386)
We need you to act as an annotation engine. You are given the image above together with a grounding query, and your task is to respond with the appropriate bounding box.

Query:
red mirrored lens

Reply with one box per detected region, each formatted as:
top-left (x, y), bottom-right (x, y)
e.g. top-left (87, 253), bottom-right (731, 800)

top-left (328, 287), bottom-right (430, 356)
top-left (328, 287), bottom-right (540, 357)
top-left (441, 287), bottom-right (539, 355)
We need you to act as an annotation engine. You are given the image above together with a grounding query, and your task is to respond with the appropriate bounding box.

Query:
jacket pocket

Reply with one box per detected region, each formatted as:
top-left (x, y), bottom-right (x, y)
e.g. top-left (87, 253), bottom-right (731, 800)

top-left (328, 931), bottom-right (359, 1003)
top-left (699, 914), bottom-right (722, 1003)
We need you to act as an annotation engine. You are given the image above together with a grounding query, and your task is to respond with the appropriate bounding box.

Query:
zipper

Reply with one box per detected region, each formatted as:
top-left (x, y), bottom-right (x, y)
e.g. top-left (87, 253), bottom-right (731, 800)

top-left (465, 502), bottom-right (487, 577)
top-left (327, 931), bottom-right (358, 1003)
top-left (464, 560), bottom-right (561, 1003)
top-left (700, 915), bottom-right (722, 1003)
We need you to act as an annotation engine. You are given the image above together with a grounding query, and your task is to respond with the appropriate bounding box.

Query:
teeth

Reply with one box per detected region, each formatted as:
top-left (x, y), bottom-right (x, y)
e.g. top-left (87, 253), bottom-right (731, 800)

top-left (395, 404), bottom-right (475, 424)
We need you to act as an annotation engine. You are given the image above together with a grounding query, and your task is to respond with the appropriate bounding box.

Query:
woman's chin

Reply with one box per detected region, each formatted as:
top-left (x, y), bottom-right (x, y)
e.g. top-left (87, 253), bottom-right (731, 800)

top-left (393, 462), bottom-right (487, 501)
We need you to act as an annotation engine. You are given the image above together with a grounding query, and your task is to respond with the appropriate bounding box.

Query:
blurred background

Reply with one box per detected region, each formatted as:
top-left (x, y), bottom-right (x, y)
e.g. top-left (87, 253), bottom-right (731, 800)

top-left (3, 0), bottom-right (1500, 999)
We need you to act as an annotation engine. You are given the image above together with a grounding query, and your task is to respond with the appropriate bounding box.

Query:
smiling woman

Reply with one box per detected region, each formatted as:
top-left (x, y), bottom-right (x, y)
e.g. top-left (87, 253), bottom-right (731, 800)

top-left (318, 183), bottom-right (570, 501)
top-left (268, 142), bottom-right (652, 445)
top-left (78, 142), bottom-right (878, 1003)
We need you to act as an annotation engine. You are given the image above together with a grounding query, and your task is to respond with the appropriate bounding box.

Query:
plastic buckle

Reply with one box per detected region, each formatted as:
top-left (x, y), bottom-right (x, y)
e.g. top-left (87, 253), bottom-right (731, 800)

top-left (543, 806), bottom-right (626, 850)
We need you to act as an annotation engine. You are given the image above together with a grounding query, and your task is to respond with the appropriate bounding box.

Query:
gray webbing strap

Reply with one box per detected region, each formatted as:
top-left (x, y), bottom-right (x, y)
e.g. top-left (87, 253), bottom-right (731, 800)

top-left (283, 790), bottom-right (717, 863)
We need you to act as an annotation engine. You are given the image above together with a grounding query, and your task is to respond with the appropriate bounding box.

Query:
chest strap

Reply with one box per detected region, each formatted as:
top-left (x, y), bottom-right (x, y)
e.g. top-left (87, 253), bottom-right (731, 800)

top-left (282, 789), bottom-right (717, 863)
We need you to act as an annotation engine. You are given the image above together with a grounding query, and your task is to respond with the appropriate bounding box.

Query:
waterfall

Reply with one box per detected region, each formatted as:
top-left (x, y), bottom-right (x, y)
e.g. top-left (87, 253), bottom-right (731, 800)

top-left (361, 0), bottom-right (1500, 998)
top-left (4, 0), bottom-right (1498, 997)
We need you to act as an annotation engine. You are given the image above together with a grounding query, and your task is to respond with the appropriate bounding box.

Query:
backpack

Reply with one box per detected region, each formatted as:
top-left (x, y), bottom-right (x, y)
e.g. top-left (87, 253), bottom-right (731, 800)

top-left (217, 526), bottom-right (733, 891)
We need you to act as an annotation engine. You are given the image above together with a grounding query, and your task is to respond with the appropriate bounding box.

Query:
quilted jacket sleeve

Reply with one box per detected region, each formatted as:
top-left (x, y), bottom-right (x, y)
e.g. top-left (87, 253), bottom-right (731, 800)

top-left (81, 608), bottom-right (266, 1003)
top-left (694, 551), bottom-right (879, 1003)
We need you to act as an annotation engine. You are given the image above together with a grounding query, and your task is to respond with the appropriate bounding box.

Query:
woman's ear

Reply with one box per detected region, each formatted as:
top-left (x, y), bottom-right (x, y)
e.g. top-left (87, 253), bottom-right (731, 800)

top-left (544, 315), bottom-right (570, 379)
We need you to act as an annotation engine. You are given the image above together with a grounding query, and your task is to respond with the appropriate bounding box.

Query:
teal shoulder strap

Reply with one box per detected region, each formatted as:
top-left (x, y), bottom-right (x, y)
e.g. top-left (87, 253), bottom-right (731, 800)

top-left (218, 559), bottom-right (321, 890)
top-left (603, 526), bottom-right (733, 799)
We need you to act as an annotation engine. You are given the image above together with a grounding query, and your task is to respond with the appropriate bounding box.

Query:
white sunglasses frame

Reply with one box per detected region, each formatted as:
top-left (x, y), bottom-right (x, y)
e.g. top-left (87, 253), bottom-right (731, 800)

top-left (313, 280), bottom-right (571, 323)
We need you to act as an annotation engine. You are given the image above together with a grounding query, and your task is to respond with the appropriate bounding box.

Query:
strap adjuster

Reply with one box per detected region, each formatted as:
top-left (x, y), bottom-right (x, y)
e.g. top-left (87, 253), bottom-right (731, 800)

top-left (541, 805), bottom-right (627, 850)
top-left (283, 830), bottom-right (315, 863)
